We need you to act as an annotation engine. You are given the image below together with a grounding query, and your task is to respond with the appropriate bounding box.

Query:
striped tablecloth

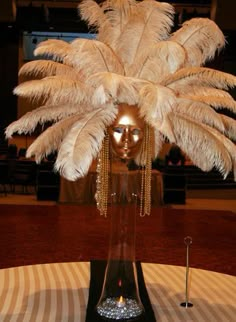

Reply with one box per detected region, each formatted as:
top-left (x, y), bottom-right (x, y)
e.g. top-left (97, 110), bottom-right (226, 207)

top-left (0, 262), bottom-right (235, 321)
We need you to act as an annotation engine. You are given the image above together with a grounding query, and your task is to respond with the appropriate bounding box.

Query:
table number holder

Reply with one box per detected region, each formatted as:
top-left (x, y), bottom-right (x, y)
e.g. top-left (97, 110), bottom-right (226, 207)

top-left (180, 236), bottom-right (193, 308)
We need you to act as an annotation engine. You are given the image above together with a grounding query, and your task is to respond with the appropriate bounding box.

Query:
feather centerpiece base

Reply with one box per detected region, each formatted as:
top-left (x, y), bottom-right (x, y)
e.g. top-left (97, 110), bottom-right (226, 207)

top-left (86, 260), bottom-right (156, 322)
top-left (95, 192), bottom-right (145, 321)
top-left (87, 187), bottom-right (156, 321)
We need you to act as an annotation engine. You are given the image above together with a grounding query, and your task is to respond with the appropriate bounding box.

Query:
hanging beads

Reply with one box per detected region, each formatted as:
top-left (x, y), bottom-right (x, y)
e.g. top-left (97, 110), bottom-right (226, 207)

top-left (96, 133), bottom-right (110, 217)
top-left (140, 124), bottom-right (153, 217)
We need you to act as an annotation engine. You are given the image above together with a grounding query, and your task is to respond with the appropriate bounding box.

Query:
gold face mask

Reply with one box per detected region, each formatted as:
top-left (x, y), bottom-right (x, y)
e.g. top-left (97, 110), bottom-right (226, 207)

top-left (108, 104), bottom-right (145, 160)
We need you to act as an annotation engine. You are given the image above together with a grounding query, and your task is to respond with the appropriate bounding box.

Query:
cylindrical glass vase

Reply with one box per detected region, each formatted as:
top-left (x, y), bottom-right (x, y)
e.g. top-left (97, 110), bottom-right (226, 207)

top-left (96, 178), bottom-right (144, 321)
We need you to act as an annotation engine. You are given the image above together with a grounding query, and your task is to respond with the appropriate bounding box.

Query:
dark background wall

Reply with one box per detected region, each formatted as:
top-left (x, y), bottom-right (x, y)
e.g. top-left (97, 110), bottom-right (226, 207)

top-left (0, 25), bottom-right (19, 140)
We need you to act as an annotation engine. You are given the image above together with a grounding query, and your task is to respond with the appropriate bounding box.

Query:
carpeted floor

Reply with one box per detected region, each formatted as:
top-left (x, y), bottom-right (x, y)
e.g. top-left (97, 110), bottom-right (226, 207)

top-left (0, 190), bottom-right (236, 212)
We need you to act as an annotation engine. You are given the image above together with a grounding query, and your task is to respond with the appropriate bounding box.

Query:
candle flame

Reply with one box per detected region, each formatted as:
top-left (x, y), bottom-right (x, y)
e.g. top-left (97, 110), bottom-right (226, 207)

top-left (116, 295), bottom-right (126, 307)
top-left (118, 295), bottom-right (124, 303)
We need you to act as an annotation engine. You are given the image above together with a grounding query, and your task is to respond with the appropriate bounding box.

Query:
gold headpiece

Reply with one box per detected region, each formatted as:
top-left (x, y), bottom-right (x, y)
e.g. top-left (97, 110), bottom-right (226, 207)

top-left (6, 0), bottom-right (236, 215)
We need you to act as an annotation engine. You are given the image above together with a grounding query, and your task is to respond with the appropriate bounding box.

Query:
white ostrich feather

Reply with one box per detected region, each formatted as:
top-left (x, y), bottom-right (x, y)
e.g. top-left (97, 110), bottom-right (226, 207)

top-left (78, 0), bottom-right (110, 31)
top-left (87, 72), bottom-right (141, 106)
top-left (26, 114), bottom-right (82, 162)
top-left (91, 85), bottom-right (110, 106)
top-left (70, 38), bottom-right (124, 75)
top-left (35, 38), bottom-right (124, 77)
top-left (174, 97), bottom-right (225, 133)
top-left (19, 60), bottom-right (80, 80)
top-left (95, 0), bottom-right (137, 48)
top-left (13, 77), bottom-right (90, 106)
top-left (182, 95), bottom-right (236, 114)
top-left (55, 106), bottom-right (118, 180)
top-left (114, 0), bottom-right (174, 65)
top-left (102, 0), bottom-right (137, 27)
top-left (204, 124), bottom-right (236, 180)
top-left (220, 114), bottom-right (236, 141)
top-left (170, 18), bottom-right (225, 66)
top-left (138, 83), bottom-right (177, 124)
top-left (34, 39), bottom-right (71, 60)
top-left (168, 84), bottom-right (233, 99)
top-left (5, 103), bottom-right (90, 138)
top-left (162, 67), bottom-right (236, 89)
top-left (127, 41), bottom-right (186, 82)
top-left (136, 0), bottom-right (174, 39)
top-left (163, 113), bottom-right (232, 177)
top-left (152, 114), bottom-right (176, 143)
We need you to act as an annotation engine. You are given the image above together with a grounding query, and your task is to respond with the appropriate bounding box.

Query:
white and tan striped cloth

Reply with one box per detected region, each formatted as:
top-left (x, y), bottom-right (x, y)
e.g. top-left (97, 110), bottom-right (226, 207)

top-left (0, 262), bottom-right (235, 321)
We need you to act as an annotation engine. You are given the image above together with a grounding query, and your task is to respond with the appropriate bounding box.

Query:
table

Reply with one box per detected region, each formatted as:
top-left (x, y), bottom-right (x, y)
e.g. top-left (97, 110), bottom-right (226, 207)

top-left (0, 262), bottom-right (235, 321)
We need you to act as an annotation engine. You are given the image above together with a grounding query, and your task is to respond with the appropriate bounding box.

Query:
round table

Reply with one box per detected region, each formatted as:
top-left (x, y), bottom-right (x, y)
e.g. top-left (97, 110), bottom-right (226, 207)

top-left (0, 262), bottom-right (235, 321)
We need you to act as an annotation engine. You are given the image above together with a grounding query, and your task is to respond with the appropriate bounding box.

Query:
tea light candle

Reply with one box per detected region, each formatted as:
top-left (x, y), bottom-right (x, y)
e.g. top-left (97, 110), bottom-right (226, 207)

top-left (117, 295), bottom-right (126, 308)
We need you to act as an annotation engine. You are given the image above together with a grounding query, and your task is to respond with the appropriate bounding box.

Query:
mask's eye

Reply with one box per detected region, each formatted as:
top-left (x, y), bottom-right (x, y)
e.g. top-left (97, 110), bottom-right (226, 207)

top-left (113, 127), bottom-right (124, 134)
top-left (131, 128), bottom-right (141, 135)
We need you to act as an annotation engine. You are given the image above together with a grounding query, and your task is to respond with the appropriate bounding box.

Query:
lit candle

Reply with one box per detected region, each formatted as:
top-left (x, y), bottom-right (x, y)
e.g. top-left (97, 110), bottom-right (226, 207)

top-left (117, 295), bottom-right (126, 308)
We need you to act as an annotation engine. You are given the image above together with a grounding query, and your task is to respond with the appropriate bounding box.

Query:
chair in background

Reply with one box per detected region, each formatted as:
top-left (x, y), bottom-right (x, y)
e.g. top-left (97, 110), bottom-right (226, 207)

top-left (18, 148), bottom-right (27, 159)
top-left (0, 160), bottom-right (9, 195)
top-left (36, 161), bottom-right (60, 201)
top-left (7, 144), bottom-right (18, 159)
top-left (10, 160), bottom-right (37, 194)
top-left (163, 145), bottom-right (186, 204)
top-left (165, 145), bottom-right (185, 166)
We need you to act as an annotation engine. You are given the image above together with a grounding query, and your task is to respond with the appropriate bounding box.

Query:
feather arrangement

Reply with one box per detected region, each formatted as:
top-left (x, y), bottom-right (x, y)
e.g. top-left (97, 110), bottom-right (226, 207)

top-left (5, 0), bottom-right (236, 185)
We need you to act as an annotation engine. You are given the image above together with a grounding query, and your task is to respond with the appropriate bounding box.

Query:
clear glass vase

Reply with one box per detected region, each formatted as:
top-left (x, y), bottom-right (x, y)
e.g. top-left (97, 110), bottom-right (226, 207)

top-left (96, 173), bottom-right (145, 320)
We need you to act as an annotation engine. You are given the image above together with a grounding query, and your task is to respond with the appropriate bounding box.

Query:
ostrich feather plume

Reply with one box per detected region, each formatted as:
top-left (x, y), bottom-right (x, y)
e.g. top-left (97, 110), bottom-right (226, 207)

top-left (87, 72), bottom-right (141, 105)
top-left (128, 41), bottom-right (186, 81)
top-left (78, 0), bottom-right (109, 31)
top-left (174, 97), bottom-right (225, 133)
top-left (182, 95), bottom-right (236, 114)
top-left (13, 77), bottom-right (90, 106)
top-left (166, 85), bottom-right (233, 98)
top-left (26, 114), bottom-right (83, 162)
top-left (6, 0), bottom-right (236, 183)
top-left (19, 60), bottom-right (80, 79)
top-left (55, 106), bottom-right (117, 180)
top-left (114, 0), bottom-right (174, 65)
top-left (170, 18), bottom-right (225, 66)
top-left (221, 114), bottom-right (236, 140)
top-left (162, 67), bottom-right (236, 89)
top-left (5, 104), bottom-right (88, 138)
top-left (35, 38), bottom-right (124, 77)
top-left (138, 83), bottom-right (176, 123)
top-left (34, 39), bottom-right (71, 61)
top-left (166, 113), bottom-right (232, 177)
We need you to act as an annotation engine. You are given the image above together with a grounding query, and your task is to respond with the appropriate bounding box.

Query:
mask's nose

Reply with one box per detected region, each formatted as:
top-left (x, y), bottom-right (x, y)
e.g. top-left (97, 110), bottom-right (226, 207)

top-left (121, 127), bottom-right (132, 145)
